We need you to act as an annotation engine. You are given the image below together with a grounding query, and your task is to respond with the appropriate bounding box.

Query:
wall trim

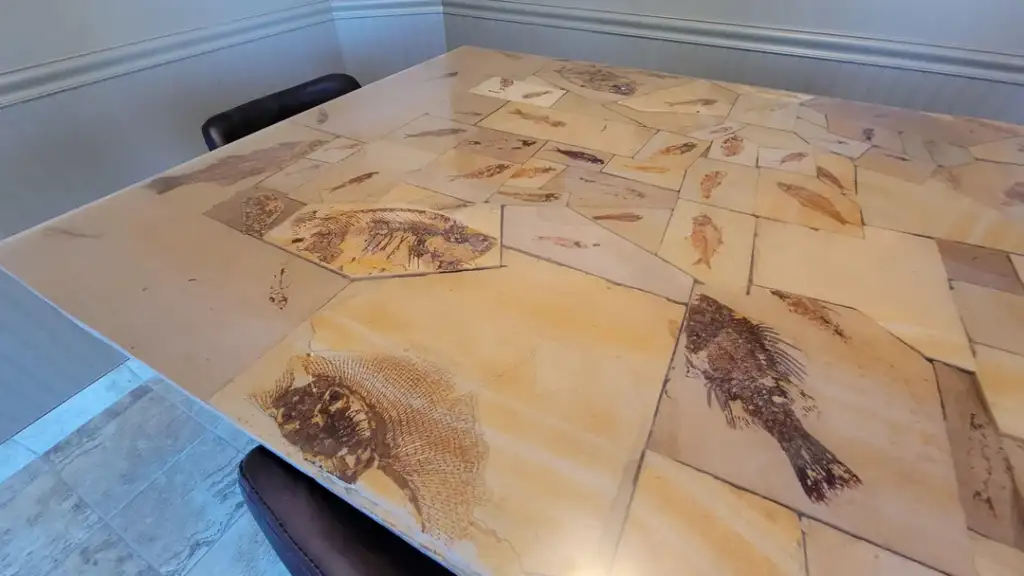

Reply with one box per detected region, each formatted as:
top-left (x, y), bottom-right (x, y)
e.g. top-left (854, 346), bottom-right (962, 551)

top-left (333, 0), bottom-right (442, 19)
top-left (443, 0), bottom-right (1024, 86)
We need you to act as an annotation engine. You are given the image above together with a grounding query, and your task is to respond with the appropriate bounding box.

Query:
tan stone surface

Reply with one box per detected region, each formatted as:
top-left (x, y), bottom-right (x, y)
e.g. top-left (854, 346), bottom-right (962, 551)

top-left (533, 141), bottom-right (612, 171)
top-left (937, 240), bottom-right (1024, 295)
top-left (708, 133), bottom-right (759, 167)
top-left (617, 79), bottom-right (737, 116)
top-left (952, 282), bottom-right (1024, 357)
top-left (478, 102), bottom-right (656, 156)
top-left (755, 169), bottom-right (864, 237)
top-left (632, 131), bottom-right (710, 171)
top-left (971, 137), bottom-right (1024, 165)
top-left (826, 116), bottom-right (904, 153)
top-left (550, 167), bottom-right (680, 209)
top-left (550, 92), bottom-right (644, 125)
top-left (679, 158), bottom-right (759, 213)
top-left (503, 158), bottom-right (566, 188)
top-left (382, 114), bottom-right (480, 155)
top-left (602, 156), bottom-right (686, 190)
top-left (975, 345), bottom-right (1024, 442)
top-left (405, 149), bottom-right (518, 203)
top-left (452, 126), bottom-right (547, 164)
top-left (468, 76), bottom-right (567, 107)
top-left (611, 451), bottom-right (805, 576)
top-left (306, 136), bottom-right (363, 163)
top-left (290, 140), bottom-right (438, 204)
top-left (804, 519), bottom-right (942, 576)
top-left (727, 93), bottom-right (800, 130)
top-left (973, 533), bottom-right (1024, 576)
top-left (658, 200), bottom-right (756, 289)
top-left (574, 207), bottom-right (672, 252)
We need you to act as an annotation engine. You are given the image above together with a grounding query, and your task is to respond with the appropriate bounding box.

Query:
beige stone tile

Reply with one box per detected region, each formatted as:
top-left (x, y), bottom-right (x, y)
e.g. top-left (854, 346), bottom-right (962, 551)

top-left (376, 183), bottom-right (467, 210)
top-left (602, 156), bottom-right (686, 190)
top-left (541, 167), bottom-right (676, 210)
top-left (795, 119), bottom-right (872, 158)
top-left (549, 92), bottom-right (642, 125)
top-left (617, 79), bottom-right (738, 116)
top-left (737, 125), bottom-right (812, 150)
top-left (604, 104), bottom-right (726, 134)
top-left (1013, 254), bottom-right (1024, 282)
top-left (715, 81), bottom-right (812, 102)
top-left (452, 126), bottom-right (547, 164)
top-left (405, 149), bottom-right (518, 203)
top-left (290, 141), bottom-right (438, 204)
top-left (439, 46), bottom-right (551, 79)
top-left (679, 158), bottom-right (759, 214)
top-left (952, 282), bottom-right (1024, 357)
top-left (942, 161), bottom-right (1024, 217)
top-left (211, 248), bottom-right (684, 575)
top-left (1005, 436), bottom-right (1024, 502)
top-left (727, 93), bottom-right (800, 130)
top-left (382, 115), bottom-right (480, 155)
top-left (658, 200), bottom-right (755, 289)
top-left (753, 220), bottom-right (975, 370)
top-left (574, 207), bottom-right (672, 252)
top-left (649, 284), bottom-right (974, 576)
top-left (633, 131), bottom-right (711, 170)
top-left (902, 132), bottom-right (974, 167)
top-left (478, 102), bottom-right (656, 156)
top-left (971, 137), bottom-right (1024, 165)
top-left (798, 105), bottom-right (828, 127)
top-left (973, 531), bottom-right (1024, 576)
top-left (487, 185), bottom-right (568, 206)
top-left (856, 148), bottom-right (936, 184)
top-left (504, 206), bottom-right (693, 301)
top-left (534, 60), bottom-right (687, 102)
top-left (203, 187), bottom-right (305, 239)
top-left (858, 168), bottom-right (1024, 254)
top-left (803, 519), bottom-right (942, 576)
top-left (686, 121), bottom-right (744, 141)
top-left (264, 203), bottom-right (501, 277)
top-left (503, 158), bottom-right (566, 188)
top-left (758, 147), bottom-right (817, 175)
top-left (423, 91), bottom-right (506, 125)
top-left (469, 76), bottom-right (567, 107)
top-left (522, 74), bottom-right (558, 88)
top-left (756, 169), bottom-right (864, 237)
top-left (259, 158), bottom-right (333, 195)
top-left (937, 240), bottom-right (1024, 295)
top-left (610, 451), bottom-right (805, 576)
top-left (534, 141), bottom-right (612, 171)
top-left (826, 116), bottom-right (904, 152)
top-left (707, 133), bottom-right (759, 167)
top-left (306, 137), bottom-right (363, 164)
top-left (975, 345), bottom-right (1024, 442)
top-left (814, 151), bottom-right (857, 194)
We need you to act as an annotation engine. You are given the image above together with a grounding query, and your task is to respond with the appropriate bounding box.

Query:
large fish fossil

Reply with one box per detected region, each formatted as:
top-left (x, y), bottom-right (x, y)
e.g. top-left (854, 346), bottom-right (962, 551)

top-left (251, 353), bottom-right (488, 542)
top-left (683, 294), bottom-right (862, 504)
top-left (556, 64), bottom-right (638, 96)
top-left (286, 207), bottom-right (496, 272)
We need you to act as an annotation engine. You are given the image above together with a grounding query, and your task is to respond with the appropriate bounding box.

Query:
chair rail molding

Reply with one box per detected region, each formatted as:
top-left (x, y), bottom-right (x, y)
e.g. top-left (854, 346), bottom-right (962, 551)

top-left (442, 0), bottom-right (1024, 86)
top-left (332, 0), bottom-right (442, 20)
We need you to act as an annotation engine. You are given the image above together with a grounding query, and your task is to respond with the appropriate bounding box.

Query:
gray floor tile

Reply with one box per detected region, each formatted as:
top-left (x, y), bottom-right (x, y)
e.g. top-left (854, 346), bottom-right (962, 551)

top-left (53, 523), bottom-right (159, 575)
top-left (212, 418), bottom-right (259, 453)
top-left (0, 439), bottom-right (36, 485)
top-left (111, 434), bottom-right (246, 576)
top-left (185, 514), bottom-right (288, 576)
top-left (148, 378), bottom-right (223, 430)
top-left (44, 386), bottom-right (206, 517)
top-left (0, 459), bottom-right (103, 576)
top-left (14, 361), bottom-right (143, 455)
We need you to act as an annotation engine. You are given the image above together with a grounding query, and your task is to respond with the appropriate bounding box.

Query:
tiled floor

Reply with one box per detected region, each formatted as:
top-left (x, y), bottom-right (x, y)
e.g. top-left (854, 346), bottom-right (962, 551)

top-left (0, 361), bottom-right (287, 576)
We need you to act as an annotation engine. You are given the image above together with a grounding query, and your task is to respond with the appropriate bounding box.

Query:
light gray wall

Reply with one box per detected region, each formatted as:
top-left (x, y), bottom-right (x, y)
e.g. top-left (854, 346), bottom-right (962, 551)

top-left (333, 9), bottom-right (447, 84)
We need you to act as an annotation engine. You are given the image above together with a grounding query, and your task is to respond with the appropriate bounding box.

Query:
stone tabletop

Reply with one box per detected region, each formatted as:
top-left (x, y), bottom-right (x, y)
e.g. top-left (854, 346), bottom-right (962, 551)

top-left (3, 46), bottom-right (1024, 575)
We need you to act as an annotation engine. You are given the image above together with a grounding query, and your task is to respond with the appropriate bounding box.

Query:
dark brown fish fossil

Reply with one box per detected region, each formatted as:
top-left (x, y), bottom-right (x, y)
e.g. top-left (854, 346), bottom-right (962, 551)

top-left (450, 163), bottom-right (513, 181)
top-left (667, 98), bottom-right (718, 107)
top-left (251, 353), bottom-right (488, 541)
top-left (404, 128), bottom-right (468, 139)
top-left (552, 147), bottom-right (605, 165)
top-left (658, 142), bottom-right (699, 156)
top-left (776, 182), bottom-right (852, 226)
top-left (328, 171), bottom-right (380, 193)
top-left (497, 190), bottom-right (562, 203)
top-left (592, 212), bottom-right (643, 222)
top-left (509, 108), bottom-right (567, 128)
top-left (522, 90), bottom-right (554, 100)
top-left (861, 127), bottom-right (876, 142)
top-left (683, 294), bottom-right (862, 503)
top-left (556, 65), bottom-right (638, 96)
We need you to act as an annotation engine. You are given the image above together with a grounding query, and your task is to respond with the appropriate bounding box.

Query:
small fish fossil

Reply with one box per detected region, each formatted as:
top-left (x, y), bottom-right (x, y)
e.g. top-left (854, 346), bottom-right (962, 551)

top-left (315, 109), bottom-right (329, 124)
top-left (776, 182), bottom-right (852, 225)
top-left (700, 170), bottom-right (727, 199)
top-left (514, 139), bottom-right (539, 149)
top-left (404, 128), bottom-right (468, 139)
top-left (438, 71), bottom-right (459, 79)
top-left (535, 235), bottom-right (596, 249)
top-left (816, 166), bottom-right (847, 191)
top-left (328, 171), bottom-right (380, 192)
top-left (883, 152), bottom-right (911, 162)
top-left (497, 190), bottom-right (561, 202)
top-left (268, 267), bottom-right (289, 310)
top-left (627, 164), bottom-right (671, 174)
top-left (779, 152), bottom-right (809, 165)
top-left (553, 148), bottom-right (605, 165)
top-left (770, 290), bottom-right (848, 341)
top-left (522, 90), bottom-right (553, 99)
top-left (241, 191), bottom-right (285, 237)
top-left (708, 125), bottom-right (736, 135)
top-left (509, 108), bottom-right (567, 128)
top-left (593, 212), bottom-right (643, 222)
top-left (861, 127), bottom-right (876, 142)
top-left (658, 142), bottom-right (699, 156)
top-left (688, 214), bottom-right (723, 268)
top-left (667, 98), bottom-right (718, 107)
top-left (450, 163), bottom-right (513, 181)
top-left (499, 77), bottom-right (514, 89)
top-left (510, 165), bottom-right (559, 179)
top-left (720, 135), bottom-right (745, 157)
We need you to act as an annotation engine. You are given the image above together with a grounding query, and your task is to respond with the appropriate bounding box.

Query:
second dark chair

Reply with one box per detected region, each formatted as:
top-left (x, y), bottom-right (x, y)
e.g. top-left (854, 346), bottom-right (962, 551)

top-left (202, 73), bottom-right (361, 151)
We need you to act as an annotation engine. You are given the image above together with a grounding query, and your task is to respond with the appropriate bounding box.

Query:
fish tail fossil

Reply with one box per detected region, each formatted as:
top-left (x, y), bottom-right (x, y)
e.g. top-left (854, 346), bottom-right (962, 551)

top-left (776, 427), bottom-right (863, 504)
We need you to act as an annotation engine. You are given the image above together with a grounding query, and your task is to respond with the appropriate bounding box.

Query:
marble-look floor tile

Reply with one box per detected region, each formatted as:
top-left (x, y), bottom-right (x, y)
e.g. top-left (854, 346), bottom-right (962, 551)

top-left (753, 219), bottom-right (975, 370)
top-left (952, 282), bottom-right (1024, 357)
top-left (534, 141), bottom-right (611, 171)
top-left (186, 514), bottom-right (287, 576)
top-left (678, 158), bottom-right (758, 213)
top-left (611, 451), bottom-right (805, 576)
top-left (44, 386), bottom-right (206, 517)
top-left (803, 518), bottom-right (941, 575)
top-left (54, 524), bottom-right (158, 576)
top-left (148, 376), bottom-right (223, 429)
top-left (469, 77), bottom-right (566, 107)
top-left (211, 418), bottom-right (259, 453)
top-left (974, 345), bottom-right (1024, 442)
top-left (970, 137), bottom-right (1024, 165)
top-left (111, 434), bottom-right (245, 576)
top-left (756, 168), bottom-right (864, 237)
top-left (382, 115), bottom-right (480, 155)
top-left (649, 285), bottom-right (974, 576)
top-left (574, 207), bottom-right (671, 252)
top-left (934, 361), bottom-right (1024, 549)
top-left (0, 459), bottom-right (103, 576)
top-left (504, 206), bottom-right (693, 302)
top-left (707, 132), bottom-right (759, 166)
top-left (125, 358), bottom-right (160, 382)
top-left (406, 149), bottom-right (518, 202)
top-left (0, 440), bottom-right (36, 484)
top-left (305, 137), bottom-right (362, 164)
top-left (550, 167), bottom-right (680, 209)
top-left (972, 532), bottom-right (1024, 576)
top-left (658, 200), bottom-right (756, 289)
top-left (478, 102), bottom-right (656, 157)
top-left (13, 361), bottom-right (144, 455)
top-left (937, 240), bottom-right (1024, 295)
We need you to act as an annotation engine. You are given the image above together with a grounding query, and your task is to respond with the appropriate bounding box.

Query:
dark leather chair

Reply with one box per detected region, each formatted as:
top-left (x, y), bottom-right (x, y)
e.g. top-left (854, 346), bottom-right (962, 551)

top-left (238, 446), bottom-right (453, 576)
top-left (202, 73), bottom-right (361, 150)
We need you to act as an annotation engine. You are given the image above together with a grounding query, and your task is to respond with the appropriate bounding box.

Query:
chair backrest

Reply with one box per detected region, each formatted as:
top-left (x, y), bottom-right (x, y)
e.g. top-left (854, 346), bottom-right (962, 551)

top-left (201, 73), bottom-right (361, 150)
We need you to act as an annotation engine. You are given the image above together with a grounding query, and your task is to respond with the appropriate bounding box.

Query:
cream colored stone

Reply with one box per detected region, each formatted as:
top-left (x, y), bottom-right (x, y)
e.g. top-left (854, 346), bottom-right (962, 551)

top-left (503, 158), bottom-right (566, 189)
top-left (974, 345), bottom-right (1024, 442)
top-left (550, 167), bottom-right (680, 209)
top-left (1013, 254), bottom-right (1024, 282)
top-left (534, 141), bottom-right (612, 171)
top-left (857, 148), bottom-right (936, 184)
top-left (488, 185), bottom-right (568, 206)
top-left (405, 149), bottom-right (519, 203)
top-left (375, 183), bottom-right (467, 210)
top-left (952, 282), bottom-right (1024, 357)
top-left (382, 115), bottom-right (480, 155)
top-left (971, 137), bottom-right (1024, 165)
top-left (728, 93), bottom-right (800, 130)
top-left (758, 147), bottom-right (817, 175)
top-left (686, 121), bottom-right (744, 140)
top-left (260, 158), bottom-right (333, 194)
top-left (452, 126), bottom-right (547, 164)
top-left (737, 125), bottom-right (812, 150)
top-left (550, 92), bottom-right (643, 125)
top-left (469, 76), bottom-right (567, 107)
top-left (814, 151), bottom-right (857, 194)
top-left (423, 90), bottom-right (506, 125)
top-left (602, 156), bottom-right (686, 190)
top-left (574, 207), bottom-right (672, 252)
top-left (827, 117), bottom-right (904, 152)
top-left (679, 158), bottom-right (759, 214)
top-left (795, 119), bottom-right (872, 158)
top-left (804, 519), bottom-right (942, 575)
top-left (617, 79), bottom-right (737, 116)
top-left (605, 104), bottom-right (726, 134)
top-left (633, 131), bottom-right (710, 170)
top-left (708, 133), bottom-right (759, 167)
top-left (291, 141), bottom-right (438, 204)
top-left (798, 105), bottom-right (828, 127)
top-left (972, 533), bottom-right (1024, 576)
top-left (756, 169), bottom-right (864, 237)
top-left (306, 136), bottom-right (363, 163)
top-left (658, 200), bottom-right (756, 289)
top-left (753, 219), bottom-right (975, 370)
top-left (478, 102), bottom-right (656, 156)
top-left (902, 132), bottom-right (974, 167)
top-left (535, 60), bottom-right (687, 102)
top-left (611, 451), bottom-right (805, 576)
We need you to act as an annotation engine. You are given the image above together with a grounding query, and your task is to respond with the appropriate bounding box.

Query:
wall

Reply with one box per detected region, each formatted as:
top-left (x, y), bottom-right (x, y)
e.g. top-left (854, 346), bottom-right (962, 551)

top-left (333, 0), bottom-right (447, 84)
top-left (442, 0), bottom-right (1024, 123)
